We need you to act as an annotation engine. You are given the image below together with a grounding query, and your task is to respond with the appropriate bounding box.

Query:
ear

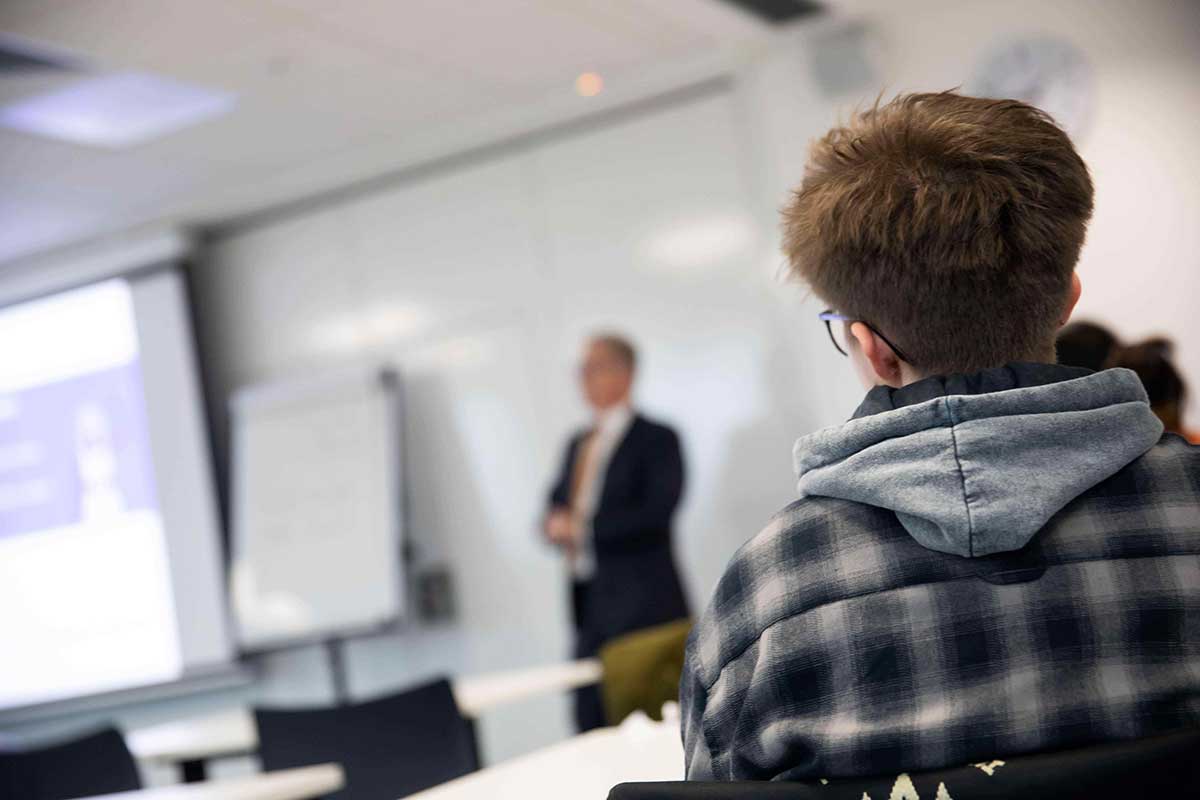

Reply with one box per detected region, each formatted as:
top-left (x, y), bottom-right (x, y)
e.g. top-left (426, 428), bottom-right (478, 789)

top-left (1061, 272), bottom-right (1083, 325)
top-left (850, 321), bottom-right (904, 388)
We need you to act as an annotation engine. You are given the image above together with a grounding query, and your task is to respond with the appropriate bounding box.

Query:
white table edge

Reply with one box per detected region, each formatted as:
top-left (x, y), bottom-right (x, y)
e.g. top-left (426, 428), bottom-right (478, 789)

top-left (80, 763), bottom-right (344, 800)
top-left (127, 658), bottom-right (603, 764)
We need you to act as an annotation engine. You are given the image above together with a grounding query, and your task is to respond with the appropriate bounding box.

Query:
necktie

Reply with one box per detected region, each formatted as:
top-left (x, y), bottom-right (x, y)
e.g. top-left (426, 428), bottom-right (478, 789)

top-left (565, 430), bottom-right (599, 565)
top-left (568, 429), bottom-right (599, 514)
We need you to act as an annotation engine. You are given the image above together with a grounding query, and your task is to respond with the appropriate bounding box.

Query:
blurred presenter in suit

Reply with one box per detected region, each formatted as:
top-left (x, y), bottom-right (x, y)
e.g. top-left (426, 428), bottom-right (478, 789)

top-left (544, 333), bottom-right (689, 731)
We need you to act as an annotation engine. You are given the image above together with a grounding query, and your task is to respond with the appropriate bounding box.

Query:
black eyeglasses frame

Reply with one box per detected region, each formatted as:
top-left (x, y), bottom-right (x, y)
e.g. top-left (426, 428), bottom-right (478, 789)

top-left (818, 309), bottom-right (915, 366)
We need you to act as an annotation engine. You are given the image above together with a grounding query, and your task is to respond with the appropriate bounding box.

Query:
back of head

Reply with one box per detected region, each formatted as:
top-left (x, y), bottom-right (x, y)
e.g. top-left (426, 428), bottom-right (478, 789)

top-left (1107, 338), bottom-right (1187, 431)
top-left (783, 92), bottom-right (1095, 375)
top-left (1056, 321), bottom-right (1119, 372)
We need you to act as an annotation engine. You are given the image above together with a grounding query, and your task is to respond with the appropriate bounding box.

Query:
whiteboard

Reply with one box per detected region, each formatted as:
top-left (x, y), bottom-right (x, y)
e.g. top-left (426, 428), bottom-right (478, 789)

top-left (229, 366), bottom-right (403, 651)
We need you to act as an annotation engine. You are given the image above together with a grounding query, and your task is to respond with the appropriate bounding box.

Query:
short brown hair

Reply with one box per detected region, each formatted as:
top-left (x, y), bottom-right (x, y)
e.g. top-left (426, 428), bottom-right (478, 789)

top-left (782, 92), bottom-right (1094, 375)
top-left (591, 333), bottom-right (637, 371)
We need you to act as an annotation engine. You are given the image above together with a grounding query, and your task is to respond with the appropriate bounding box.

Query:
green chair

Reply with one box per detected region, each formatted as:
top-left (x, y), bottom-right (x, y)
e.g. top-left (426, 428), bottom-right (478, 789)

top-left (599, 618), bottom-right (691, 726)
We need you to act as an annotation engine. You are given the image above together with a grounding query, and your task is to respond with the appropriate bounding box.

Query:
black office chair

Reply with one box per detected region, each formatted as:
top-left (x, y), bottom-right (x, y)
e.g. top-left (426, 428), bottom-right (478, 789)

top-left (0, 726), bottom-right (141, 800)
top-left (255, 677), bottom-right (479, 800)
top-left (610, 727), bottom-right (1200, 799)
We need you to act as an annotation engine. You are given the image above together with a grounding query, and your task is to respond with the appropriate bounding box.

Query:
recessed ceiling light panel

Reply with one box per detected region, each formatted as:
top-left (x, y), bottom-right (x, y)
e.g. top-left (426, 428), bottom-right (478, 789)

top-left (0, 72), bottom-right (236, 148)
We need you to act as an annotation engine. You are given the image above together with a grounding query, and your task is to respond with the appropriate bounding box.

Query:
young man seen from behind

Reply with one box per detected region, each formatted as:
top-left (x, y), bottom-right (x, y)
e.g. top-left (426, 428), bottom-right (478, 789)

top-left (681, 92), bottom-right (1199, 781)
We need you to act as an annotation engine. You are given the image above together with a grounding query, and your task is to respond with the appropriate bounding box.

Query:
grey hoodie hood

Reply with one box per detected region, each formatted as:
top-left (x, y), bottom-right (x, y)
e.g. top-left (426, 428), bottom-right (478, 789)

top-left (793, 364), bottom-right (1164, 558)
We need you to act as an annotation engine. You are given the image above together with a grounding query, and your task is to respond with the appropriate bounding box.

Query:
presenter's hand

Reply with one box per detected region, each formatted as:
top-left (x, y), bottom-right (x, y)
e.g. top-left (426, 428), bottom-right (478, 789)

top-left (544, 509), bottom-right (576, 547)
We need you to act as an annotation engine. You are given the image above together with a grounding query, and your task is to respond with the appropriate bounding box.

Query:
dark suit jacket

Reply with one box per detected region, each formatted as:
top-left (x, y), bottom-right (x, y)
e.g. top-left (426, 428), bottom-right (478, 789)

top-left (548, 414), bottom-right (689, 655)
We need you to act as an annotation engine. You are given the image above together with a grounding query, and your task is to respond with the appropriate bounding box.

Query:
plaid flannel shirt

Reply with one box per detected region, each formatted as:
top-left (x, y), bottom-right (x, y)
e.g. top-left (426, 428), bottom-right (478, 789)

top-left (682, 433), bottom-right (1200, 780)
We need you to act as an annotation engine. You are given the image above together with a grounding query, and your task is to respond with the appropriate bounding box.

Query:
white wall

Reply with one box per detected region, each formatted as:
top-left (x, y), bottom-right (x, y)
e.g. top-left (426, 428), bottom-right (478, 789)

top-left (193, 87), bottom-right (826, 765)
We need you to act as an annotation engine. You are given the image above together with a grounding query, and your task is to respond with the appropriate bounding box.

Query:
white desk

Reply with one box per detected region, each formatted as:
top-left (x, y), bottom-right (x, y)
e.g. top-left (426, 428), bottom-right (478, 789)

top-left (127, 658), bottom-right (602, 776)
top-left (452, 658), bottom-right (602, 716)
top-left (126, 708), bottom-right (256, 767)
top-left (408, 716), bottom-right (683, 800)
top-left (79, 764), bottom-right (343, 800)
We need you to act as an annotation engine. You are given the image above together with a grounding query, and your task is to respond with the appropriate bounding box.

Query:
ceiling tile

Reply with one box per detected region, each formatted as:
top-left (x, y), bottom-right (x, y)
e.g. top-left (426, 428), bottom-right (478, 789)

top-left (0, 0), bottom-right (769, 264)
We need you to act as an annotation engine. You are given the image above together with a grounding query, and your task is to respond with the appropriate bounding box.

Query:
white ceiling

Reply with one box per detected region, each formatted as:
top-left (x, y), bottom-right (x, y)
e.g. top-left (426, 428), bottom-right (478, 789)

top-left (0, 0), bottom-right (771, 265)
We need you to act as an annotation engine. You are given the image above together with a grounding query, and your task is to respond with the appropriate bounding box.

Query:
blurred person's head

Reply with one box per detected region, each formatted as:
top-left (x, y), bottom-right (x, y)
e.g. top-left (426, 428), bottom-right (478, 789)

top-left (580, 334), bottom-right (636, 412)
top-left (1108, 338), bottom-right (1188, 433)
top-left (1056, 321), bottom-right (1119, 371)
top-left (782, 92), bottom-right (1094, 389)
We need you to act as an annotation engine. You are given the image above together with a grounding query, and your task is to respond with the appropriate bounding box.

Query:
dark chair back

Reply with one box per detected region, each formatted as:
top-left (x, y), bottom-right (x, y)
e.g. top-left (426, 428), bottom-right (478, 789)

top-left (610, 727), bottom-right (1200, 799)
top-left (255, 677), bottom-right (478, 800)
top-left (0, 726), bottom-right (141, 800)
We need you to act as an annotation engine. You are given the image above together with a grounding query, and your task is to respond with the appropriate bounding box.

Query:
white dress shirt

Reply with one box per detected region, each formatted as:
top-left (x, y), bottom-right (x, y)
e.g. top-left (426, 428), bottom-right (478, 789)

top-left (571, 403), bottom-right (634, 580)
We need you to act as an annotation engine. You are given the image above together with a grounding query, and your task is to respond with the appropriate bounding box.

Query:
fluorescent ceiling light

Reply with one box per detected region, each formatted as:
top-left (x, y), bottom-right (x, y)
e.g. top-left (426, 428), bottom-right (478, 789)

top-left (0, 72), bottom-right (236, 148)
